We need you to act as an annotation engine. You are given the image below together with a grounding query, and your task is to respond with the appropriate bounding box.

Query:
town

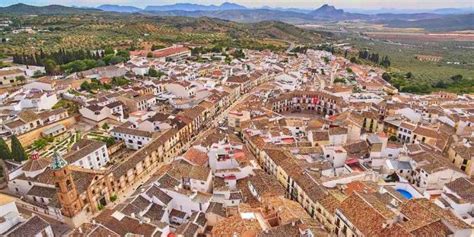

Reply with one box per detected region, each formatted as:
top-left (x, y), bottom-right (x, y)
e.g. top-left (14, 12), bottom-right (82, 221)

top-left (0, 38), bottom-right (473, 237)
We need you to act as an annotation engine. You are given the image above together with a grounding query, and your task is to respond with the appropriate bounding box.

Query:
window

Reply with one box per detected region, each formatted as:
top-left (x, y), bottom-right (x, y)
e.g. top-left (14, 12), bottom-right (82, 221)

top-left (66, 180), bottom-right (73, 191)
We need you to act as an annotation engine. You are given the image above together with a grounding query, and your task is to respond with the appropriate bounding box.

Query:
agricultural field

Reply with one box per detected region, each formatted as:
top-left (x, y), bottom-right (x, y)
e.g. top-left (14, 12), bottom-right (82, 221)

top-left (308, 21), bottom-right (473, 94)
top-left (349, 35), bottom-right (474, 82)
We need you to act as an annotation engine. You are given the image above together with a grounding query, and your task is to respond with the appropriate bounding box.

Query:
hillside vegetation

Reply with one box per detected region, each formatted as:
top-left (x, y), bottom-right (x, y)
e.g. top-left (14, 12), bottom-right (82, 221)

top-left (0, 13), bottom-right (322, 55)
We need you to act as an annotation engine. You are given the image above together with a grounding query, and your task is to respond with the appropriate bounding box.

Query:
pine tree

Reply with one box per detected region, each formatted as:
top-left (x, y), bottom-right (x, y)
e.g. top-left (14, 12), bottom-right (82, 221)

top-left (0, 137), bottom-right (12, 160)
top-left (10, 135), bottom-right (28, 162)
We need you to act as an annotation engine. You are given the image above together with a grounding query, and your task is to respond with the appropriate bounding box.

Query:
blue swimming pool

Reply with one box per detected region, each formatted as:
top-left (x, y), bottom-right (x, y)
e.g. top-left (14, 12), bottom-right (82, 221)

top-left (396, 189), bottom-right (413, 199)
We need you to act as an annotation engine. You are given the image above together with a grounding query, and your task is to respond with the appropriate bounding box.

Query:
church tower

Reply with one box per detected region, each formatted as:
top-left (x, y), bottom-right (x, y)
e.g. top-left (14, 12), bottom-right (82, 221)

top-left (51, 152), bottom-right (83, 217)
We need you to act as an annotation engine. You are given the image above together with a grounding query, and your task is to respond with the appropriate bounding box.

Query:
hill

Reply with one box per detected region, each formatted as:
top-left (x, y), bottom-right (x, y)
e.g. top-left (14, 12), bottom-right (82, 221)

top-left (97, 5), bottom-right (141, 13)
top-left (309, 4), bottom-right (344, 17)
top-left (0, 3), bottom-right (101, 15)
top-left (151, 16), bottom-right (321, 43)
top-left (0, 13), bottom-right (322, 55)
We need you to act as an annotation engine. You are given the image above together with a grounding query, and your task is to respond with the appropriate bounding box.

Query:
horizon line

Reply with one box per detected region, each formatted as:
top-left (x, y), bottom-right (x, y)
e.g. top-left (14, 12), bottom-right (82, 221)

top-left (1, 2), bottom-right (473, 11)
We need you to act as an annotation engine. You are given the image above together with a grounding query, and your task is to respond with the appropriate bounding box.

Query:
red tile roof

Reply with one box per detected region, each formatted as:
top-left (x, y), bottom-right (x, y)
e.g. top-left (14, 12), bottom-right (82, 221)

top-left (152, 46), bottom-right (189, 58)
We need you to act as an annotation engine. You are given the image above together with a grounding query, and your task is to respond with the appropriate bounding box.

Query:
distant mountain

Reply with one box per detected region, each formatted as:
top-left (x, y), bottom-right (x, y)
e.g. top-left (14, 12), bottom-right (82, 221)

top-left (382, 14), bottom-right (474, 31)
top-left (373, 13), bottom-right (441, 21)
top-left (432, 8), bottom-right (474, 15)
top-left (97, 4), bottom-right (141, 13)
top-left (0, 3), bottom-right (101, 15)
top-left (145, 2), bottom-right (246, 12)
top-left (309, 4), bottom-right (344, 17)
top-left (219, 2), bottom-right (247, 11)
top-left (147, 9), bottom-right (315, 24)
top-left (1, 3), bottom-right (471, 32)
top-left (260, 6), bottom-right (312, 14)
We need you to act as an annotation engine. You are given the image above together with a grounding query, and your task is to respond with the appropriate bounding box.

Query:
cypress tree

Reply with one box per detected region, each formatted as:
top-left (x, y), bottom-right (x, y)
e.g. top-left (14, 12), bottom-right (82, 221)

top-left (11, 135), bottom-right (28, 162)
top-left (0, 137), bottom-right (12, 160)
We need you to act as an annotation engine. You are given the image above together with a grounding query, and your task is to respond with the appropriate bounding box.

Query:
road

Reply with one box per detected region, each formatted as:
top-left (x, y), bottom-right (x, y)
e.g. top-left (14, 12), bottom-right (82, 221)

top-left (113, 86), bottom-right (256, 207)
top-left (330, 63), bottom-right (340, 86)
top-left (182, 91), bottom-right (252, 151)
top-left (286, 41), bottom-right (296, 54)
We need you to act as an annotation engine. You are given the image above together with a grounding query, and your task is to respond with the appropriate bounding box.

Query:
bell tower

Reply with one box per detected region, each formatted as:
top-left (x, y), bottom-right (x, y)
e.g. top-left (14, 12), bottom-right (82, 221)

top-left (51, 152), bottom-right (83, 217)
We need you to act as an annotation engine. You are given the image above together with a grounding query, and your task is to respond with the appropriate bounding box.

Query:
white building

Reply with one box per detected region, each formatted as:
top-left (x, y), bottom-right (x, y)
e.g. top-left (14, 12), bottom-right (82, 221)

top-left (322, 145), bottom-right (348, 168)
top-left (328, 127), bottom-right (348, 146)
top-left (436, 177), bottom-right (474, 227)
top-left (2, 91), bottom-right (58, 112)
top-left (111, 126), bottom-right (154, 150)
top-left (64, 139), bottom-right (110, 169)
top-left (79, 101), bottom-right (124, 122)
top-left (0, 194), bottom-right (22, 235)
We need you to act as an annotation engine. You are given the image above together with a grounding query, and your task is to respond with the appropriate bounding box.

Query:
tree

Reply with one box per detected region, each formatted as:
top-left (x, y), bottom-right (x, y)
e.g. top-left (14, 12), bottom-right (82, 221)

top-left (116, 50), bottom-right (130, 61)
top-left (350, 57), bottom-right (357, 63)
top-left (0, 137), bottom-right (12, 160)
top-left (382, 72), bottom-right (391, 82)
top-left (15, 76), bottom-right (26, 84)
top-left (102, 123), bottom-right (110, 130)
top-left (451, 74), bottom-right (463, 82)
top-left (80, 81), bottom-right (91, 91)
top-left (11, 135), bottom-right (28, 162)
top-left (103, 137), bottom-right (115, 147)
top-left (32, 138), bottom-right (48, 150)
top-left (96, 59), bottom-right (106, 67)
top-left (380, 56), bottom-right (391, 68)
top-left (44, 59), bottom-right (58, 75)
top-left (406, 72), bottom-right (413, 79)
top-left (109, 56), bottom-right (126, 65)
top-left (104, 47), bottom-right (114, 55)
top-left (388, 135), bottom-right (398, 142)
top-left (334, 78), bottom-right (346, 84)
top-left (148, 68), bottom-right (164, 78)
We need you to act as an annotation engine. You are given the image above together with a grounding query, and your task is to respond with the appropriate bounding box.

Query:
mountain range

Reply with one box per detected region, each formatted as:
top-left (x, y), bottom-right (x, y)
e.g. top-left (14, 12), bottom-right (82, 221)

top-left (144, 2), bottom-right (246, 12)
top-left (0, 3), bottom-right (100, 14)
top-left (96, 2), bottom-right (474, 15)
top-left (1, 3), bottom-right (473, 31)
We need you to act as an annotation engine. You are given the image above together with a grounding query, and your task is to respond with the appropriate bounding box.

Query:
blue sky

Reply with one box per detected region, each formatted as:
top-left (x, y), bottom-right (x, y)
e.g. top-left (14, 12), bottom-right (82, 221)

top-left (1, 0), bottom-right (473, 9)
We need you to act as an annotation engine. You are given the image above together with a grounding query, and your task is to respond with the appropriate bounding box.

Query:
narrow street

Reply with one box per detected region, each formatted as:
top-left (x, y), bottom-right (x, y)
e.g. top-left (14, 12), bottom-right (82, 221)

top-left (111, 84), bottom-right (258, 207)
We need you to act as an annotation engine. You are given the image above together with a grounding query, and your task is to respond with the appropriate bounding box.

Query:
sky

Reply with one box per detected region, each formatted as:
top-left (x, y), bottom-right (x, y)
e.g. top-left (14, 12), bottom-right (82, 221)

top-left (1, 0), bottom-right (473, 10)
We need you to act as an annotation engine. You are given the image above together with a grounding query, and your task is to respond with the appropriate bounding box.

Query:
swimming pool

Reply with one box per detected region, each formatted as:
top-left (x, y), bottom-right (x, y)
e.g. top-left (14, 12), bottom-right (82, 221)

top-left (396, 189), bottom-right (413, 199)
